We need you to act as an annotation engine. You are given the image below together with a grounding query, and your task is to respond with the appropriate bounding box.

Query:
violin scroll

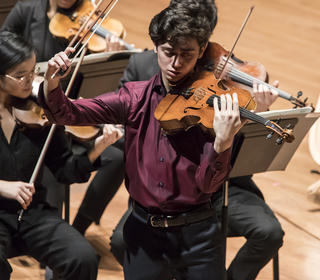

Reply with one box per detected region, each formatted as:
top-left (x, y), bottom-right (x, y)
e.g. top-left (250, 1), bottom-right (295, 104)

top-left (265, 120), bottom-right (295, 144)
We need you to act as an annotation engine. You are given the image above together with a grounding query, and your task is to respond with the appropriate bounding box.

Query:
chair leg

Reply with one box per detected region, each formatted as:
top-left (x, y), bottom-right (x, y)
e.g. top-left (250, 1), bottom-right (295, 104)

top-left (221, 180), bottom-right (229, 280)
top-left (273, 252), bottom-right (279, 280)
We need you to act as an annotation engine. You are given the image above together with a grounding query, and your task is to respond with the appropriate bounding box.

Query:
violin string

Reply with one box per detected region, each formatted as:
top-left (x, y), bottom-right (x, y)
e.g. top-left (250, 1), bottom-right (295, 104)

top-left (73, 0), bottom-right (119, 60)
top-left (51, 0), bottom-right (118, 79)
top-left (216, 6), bottom-right (255, 80)
top-left (207, 92), bottom-right (268, 125)
top-left (92, 24), bottom-right (134, 50)
top-left (232, 68), bottom-right (297, 102)
top-left (69, 0), bottom-right (106, 49)
top-left (217, 62), bottom-right (296, 103)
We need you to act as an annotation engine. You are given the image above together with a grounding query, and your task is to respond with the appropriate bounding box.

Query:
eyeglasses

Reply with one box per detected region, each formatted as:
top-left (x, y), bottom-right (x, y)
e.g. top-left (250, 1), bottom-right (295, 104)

top-left (5, 67), bottom-right (40, 87)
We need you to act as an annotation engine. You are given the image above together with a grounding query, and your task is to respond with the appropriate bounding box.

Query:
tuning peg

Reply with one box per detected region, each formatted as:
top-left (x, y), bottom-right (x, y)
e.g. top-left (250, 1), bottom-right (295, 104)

top-left (297, 91), bottom-right (303, 98)
top-left (286, 124), bottom-right (292, 129)
top-left (276, 138), bottom-right (283, 145)
top-left (266, 131), bottom-right (274, 140)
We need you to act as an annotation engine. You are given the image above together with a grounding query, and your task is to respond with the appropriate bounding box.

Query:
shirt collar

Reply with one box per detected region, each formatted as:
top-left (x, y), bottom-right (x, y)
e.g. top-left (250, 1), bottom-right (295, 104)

top-left (153, 72), bottom-right (167, 96)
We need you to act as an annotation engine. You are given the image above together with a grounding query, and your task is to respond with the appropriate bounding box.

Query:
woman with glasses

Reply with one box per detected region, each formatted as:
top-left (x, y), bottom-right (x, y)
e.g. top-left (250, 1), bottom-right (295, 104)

top-left (0, 30), bottom-right (122, 280)
top-left (2, 0), bottom-right (126, 237)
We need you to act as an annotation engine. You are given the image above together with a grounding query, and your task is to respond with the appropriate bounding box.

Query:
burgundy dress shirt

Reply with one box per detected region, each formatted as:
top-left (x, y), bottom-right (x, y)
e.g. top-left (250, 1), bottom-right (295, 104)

top-left (39, 73), bottom-right (232, 213)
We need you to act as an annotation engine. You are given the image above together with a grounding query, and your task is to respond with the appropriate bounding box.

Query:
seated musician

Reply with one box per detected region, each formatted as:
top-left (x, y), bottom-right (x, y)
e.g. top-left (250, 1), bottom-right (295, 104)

top-left (1, 0), bottom-right (127, 237)
top-left (0, 30), bottom-right (122, 279)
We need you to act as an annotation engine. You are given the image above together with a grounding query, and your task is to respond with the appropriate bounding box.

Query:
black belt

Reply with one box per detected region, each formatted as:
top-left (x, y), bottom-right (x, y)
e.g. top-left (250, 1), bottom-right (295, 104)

top-left (132, 201), bottom-right (214, 228)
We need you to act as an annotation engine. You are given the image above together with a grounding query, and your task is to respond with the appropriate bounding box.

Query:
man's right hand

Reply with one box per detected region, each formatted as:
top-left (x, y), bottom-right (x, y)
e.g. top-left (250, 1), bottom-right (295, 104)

top-left (44, 47), bottom-right (75, 94)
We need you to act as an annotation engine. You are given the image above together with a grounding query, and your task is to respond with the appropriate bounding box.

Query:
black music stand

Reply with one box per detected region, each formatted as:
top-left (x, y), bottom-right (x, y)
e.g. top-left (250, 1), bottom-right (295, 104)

top-left (220, 106), bottom-right (320, 280)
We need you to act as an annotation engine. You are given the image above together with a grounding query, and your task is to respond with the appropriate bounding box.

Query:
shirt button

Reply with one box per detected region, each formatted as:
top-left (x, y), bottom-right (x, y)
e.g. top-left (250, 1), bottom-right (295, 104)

top-left (158, 182), bottom-right (164, 188)
top-left (160, 157), bottom-right (164, 162)
top-left (161, 130), bottom-right (167, 137)
top-left (216, 162), bottom-right (222, 170)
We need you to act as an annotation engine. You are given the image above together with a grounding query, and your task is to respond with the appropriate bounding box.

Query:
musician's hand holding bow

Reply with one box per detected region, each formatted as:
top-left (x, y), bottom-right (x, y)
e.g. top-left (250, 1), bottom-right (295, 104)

top-left (105, 34), bottom-right (126, 52)
top-left (88, 124), bottom-right (124, 163)
top-left (44, 47), bottom-right (75, 95)
top-left (0, 180), bottom-right (35, 210)
top-left (213, 93), bottom-right (243, 153)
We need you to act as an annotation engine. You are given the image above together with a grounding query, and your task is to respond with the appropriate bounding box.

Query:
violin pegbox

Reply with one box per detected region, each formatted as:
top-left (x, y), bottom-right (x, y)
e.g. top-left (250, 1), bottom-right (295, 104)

top-left (265, 119), bottom-right (295, 144)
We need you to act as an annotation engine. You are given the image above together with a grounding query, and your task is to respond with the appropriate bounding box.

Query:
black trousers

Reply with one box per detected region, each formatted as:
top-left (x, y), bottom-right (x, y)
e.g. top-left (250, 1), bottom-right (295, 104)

top-left (0, 205), bottom-right (99, 280)
top-left (111, 184), bottom-right (284, 280)
top-left (213, 186), bottom-right (284, 280)
top-left (75, 143), bottom-right (125, 224)
top-left (122, 207), bottom-right (224, 280)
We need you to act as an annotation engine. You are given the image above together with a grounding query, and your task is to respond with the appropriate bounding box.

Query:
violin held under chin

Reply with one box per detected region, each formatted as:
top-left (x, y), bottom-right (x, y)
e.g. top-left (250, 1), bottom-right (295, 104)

top-left (154, 70), bottom-right (295, 145)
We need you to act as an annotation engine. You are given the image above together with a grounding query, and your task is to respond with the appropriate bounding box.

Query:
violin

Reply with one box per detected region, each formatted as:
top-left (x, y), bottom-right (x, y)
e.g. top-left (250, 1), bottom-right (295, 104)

top-left (49, 0), bottom-right (133, 53)
top-left (154, 70), bottom-right (294, 144)
top-left (12, 97), bottom-right (101, 142)
top-left (203, 42), bottom-right (307, 108)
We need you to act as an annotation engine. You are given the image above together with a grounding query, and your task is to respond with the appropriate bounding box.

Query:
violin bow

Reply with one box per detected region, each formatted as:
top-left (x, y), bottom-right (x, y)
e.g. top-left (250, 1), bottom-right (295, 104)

top-left (216, 6), bottom-right (254, 80)
top-left (18, 47), bottom-right (88, 222)
top-left (216, 6), bottom-right (308, 108)
top-left (51, 0), bottom-right (119, 78)
top-left (22, 1), bottom-right (118, 220)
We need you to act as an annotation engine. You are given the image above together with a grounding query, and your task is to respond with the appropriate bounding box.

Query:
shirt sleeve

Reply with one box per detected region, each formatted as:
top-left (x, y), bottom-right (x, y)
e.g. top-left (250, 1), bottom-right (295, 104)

top-left (195, 143), bottom-right (232, 194)
top-left (38, 82), bottom-right (131, 126)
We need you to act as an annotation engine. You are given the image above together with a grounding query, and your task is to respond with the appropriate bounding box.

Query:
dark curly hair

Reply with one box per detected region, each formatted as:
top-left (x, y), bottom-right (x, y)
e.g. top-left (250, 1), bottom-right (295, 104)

top-left (149, 5), bottom-right (212, 48)
top-left (169, 0), bottom-right (218, 32)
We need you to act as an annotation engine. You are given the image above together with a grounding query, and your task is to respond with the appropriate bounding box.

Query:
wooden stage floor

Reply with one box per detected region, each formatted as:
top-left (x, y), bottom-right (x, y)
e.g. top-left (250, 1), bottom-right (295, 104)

top-left (8, 0), bottom-right (320, 279)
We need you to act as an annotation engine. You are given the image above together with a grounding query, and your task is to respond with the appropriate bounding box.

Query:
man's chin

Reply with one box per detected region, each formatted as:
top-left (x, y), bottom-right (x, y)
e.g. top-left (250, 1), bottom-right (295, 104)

top-left (167, 75), bottom-right (183, 84)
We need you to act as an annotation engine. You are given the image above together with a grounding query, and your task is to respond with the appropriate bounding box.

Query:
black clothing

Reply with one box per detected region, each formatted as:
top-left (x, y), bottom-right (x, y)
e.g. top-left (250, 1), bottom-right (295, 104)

top-left (0, 119), bottom-right (99, 279)
top-left (0, 124), bottom-right (95, 212)
top-left (118, 49), bottom-right (159, 89)
top-left (123, 208), bottom-right (224, 280)
top-left (213, 186), bottom-right (283, 280)
top-left (1, 0), bottom-right (67, 62)
top-left (1, 0), bottom-right (82, 99)
top-left (1, 206), bottom-right (98, 280)
top-left (75, 144), bottom-right (124, 226)
top-left (2, 0), bottom-right (125, 229)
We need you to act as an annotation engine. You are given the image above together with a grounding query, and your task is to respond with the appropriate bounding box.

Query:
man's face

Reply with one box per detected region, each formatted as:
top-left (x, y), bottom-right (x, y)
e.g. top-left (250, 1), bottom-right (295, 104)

top-left (56, 0), bottom-right (78, 9)
top-left (155, 37), bottom-right (206, 84)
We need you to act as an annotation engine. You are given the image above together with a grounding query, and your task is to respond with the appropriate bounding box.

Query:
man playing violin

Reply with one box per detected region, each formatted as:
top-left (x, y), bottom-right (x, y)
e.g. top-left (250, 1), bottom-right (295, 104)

top-left (39, 4), bottom-right (243, 279)
top-left (2, 0), bottom-right (127, 238)
top-left (112, 1), bottom-right (283, 280)
top-left (0, 30), bottom-right (123, 280)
